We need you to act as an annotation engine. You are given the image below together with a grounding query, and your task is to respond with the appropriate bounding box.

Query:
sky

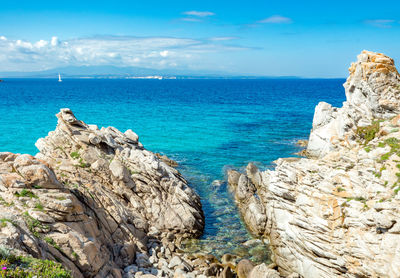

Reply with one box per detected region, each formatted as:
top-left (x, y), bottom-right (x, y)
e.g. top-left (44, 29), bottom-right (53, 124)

top-left (0, 0), bottom-right (399, 77)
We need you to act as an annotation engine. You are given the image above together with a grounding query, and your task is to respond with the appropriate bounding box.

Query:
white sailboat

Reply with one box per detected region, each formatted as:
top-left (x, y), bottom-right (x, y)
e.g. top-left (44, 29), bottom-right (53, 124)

top-left (58, 73), bottom-right (62, 82)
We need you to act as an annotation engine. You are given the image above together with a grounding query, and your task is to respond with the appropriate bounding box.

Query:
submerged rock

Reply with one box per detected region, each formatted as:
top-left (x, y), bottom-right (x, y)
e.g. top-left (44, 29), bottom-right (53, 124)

top-left (228, 51), bottom-right (400, 277)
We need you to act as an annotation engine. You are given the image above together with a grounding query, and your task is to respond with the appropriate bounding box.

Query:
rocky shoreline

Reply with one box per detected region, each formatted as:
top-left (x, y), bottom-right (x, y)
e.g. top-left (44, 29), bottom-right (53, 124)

top-left (228, 50), bottom-right (400, 277)
top-left (1, 50), bottom-right (400, 278)
top-left (0, 109), bottom-right (278, 278)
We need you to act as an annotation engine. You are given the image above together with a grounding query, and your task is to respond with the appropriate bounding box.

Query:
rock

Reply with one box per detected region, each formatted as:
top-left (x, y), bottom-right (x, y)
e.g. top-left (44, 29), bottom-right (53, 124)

top-left (136, 253), bottom-right (151, 268)
top-left (212, 180), bottom-right (224, 187)
top-left (227, 51), bottom-right (400, 278)
top-left (237, 259), bottom-right (254, 278)
top-left (307, 50), bottom-right (400, 158)
top-left (168, 256), bottom-right (182, 269)
top-left (217, 266), bottom-right (233, 278)
top-left (155, 153), bottom-right (178, 167)
top-left (204, 263), bottom-right (223, 276)
top-left (0, 109), bottom-right (205, 277)
top-left (242, 239), bottom-right (262, 247)
top-left (221, 253), bottom-right (238, 265)
top-left (248, 264), bottom-right (279, 278)
top-left (227, 170), bottom-right (241, 187)
top-left (296, 140), bottom-right (308, 147)
top-left (125, 129), bottom-right (139, 143)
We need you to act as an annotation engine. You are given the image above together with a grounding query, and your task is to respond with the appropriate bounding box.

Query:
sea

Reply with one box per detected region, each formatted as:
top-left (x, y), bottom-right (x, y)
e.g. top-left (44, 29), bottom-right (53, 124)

top-left (0, 78), bottom-right (346, 262)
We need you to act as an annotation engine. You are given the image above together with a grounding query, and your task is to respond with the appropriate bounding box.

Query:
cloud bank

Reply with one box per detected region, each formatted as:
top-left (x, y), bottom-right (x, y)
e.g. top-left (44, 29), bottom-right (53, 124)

top-left (0, 35), bottom-right (246, 72)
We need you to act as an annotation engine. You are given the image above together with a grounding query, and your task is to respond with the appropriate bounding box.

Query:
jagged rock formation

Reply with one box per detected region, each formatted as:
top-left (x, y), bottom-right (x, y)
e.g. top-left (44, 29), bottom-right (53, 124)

top-left (228, 51), bottom-right (400, 278)
top-left (307, 50), bottom-right (400, 158)
top-left (0, 109), bottom-right (204, 277)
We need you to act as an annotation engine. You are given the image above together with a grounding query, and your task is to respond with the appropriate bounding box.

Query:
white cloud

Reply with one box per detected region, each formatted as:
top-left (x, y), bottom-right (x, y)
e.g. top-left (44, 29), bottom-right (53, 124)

top-left (258, 15), bottom-right (293, 24)
top-left (0, 35), bottom-right (248, 72)
top-left (51, 36), bottom-right (59, 46)
top-left (364, 19), bottom-right (395, 28)
top-left (209, 37), bottom-right (238, 41)
top-left (159, 50), bottom-right (169, 57)
top-left (183, 11), bottom-right (215, 17)
top-left (35, 40), bottom-right (48, 48)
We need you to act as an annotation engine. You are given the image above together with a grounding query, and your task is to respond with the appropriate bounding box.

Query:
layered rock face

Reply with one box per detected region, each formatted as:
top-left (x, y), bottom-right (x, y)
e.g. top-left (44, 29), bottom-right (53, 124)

top-left (307, 50), bottom-right (400, 158)
top-left (228, 51), bottom-right (400, 278)
top-left (0, 109), bottom-right (204, 277)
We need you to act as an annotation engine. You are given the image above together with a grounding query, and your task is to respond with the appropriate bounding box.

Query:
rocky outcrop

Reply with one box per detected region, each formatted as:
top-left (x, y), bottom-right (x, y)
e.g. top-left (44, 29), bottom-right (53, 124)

top-left (228, 51), bottom-right (400, 278)
top-left (0, 109), bottom-right (204, 277)
top-left (307, 50), bottom-right (400, 158)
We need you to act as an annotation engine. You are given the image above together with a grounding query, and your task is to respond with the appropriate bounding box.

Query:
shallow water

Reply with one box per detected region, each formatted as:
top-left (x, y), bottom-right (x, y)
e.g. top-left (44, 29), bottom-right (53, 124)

top-left (0, 78), bottom-right (345, 262)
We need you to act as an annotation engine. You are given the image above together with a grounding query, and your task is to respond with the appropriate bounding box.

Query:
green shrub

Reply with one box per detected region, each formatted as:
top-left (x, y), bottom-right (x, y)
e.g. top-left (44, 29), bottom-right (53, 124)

top-left (356, 121), bottom-right (380, 145)
top-left (0, 247), bottom-right (71, 278)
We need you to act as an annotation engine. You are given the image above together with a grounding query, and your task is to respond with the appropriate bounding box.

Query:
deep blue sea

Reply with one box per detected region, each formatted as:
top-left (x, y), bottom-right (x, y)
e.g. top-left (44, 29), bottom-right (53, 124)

top-left (0, 78), bottom-right (345, 261)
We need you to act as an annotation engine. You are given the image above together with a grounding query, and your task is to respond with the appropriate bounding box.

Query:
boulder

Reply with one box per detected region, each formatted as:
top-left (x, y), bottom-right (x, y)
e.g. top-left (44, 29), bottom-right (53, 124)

top-left (237, 259), bottom-right (254, 278)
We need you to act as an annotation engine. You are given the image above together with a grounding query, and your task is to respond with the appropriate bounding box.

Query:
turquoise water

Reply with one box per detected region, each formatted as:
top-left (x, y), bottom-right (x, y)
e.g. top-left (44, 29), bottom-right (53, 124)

top-left (0, 78), bottom-right (345, 260)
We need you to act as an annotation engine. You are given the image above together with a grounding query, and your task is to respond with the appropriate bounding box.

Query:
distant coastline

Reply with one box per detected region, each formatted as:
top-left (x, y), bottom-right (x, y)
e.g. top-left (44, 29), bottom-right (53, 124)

top-left (0, 65), bottom-right (344, 79)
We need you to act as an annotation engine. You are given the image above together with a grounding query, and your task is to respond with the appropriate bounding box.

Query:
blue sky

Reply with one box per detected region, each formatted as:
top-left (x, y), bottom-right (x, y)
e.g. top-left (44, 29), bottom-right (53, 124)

top-left (0, 0), bottom-right (399, 77)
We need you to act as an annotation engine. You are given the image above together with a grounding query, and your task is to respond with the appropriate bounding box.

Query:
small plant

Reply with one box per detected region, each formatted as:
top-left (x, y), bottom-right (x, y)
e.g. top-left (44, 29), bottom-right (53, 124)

top-left (34, 202), bottom-right (44, 211)
top-left (23, 212), bottom-right (48, 237)
top-left (380, 153), bottom-right (391, 161)
top-left (15, 189), bottom-right (38, 199)
top-left (337, 187), bottom-right (346, 192)
top-left (33, 185), bottom-right (42, 189)
top-left (355, 196), bottom-right (367, 202)
top-left (0, 218), bottom-right (14, 228)
top-left (71, 252), bottom-right (78, 259)
top-left (44, 237), bottom-right (62, 251)
top-left (77, 158), bottom-right (90, 168)
top-left (356, 121), bottom-right (380, 145)
top-left (378, 142), bottom-right (386, 148)
top-left (364, 146), bottom-right (371, 153)
top-left (70, 151), bottom-right (80, 159)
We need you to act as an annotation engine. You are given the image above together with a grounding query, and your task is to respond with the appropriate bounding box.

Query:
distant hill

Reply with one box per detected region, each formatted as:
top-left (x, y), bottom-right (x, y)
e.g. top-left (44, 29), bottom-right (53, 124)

top-left (0, 65), bottom-right (223, 78)
top-left (0, 65), bottom-right (302, 79)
